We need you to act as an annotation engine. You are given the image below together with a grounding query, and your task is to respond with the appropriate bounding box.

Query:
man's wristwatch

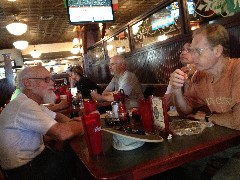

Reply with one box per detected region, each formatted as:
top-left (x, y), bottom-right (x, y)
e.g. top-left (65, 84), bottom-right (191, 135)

top-left (205, 114), bottom-right (212, 122)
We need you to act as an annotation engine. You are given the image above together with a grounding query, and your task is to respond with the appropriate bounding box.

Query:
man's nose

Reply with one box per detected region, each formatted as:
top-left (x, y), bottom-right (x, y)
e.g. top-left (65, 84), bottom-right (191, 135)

top-left (50, 79), bottom-right (54, 85)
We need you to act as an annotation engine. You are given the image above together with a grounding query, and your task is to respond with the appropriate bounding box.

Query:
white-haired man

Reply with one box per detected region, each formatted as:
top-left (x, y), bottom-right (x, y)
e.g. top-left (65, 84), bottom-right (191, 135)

top-left (91, 55), bottom-right (143, 107)
top-left (0, 66), bottom-right (84, 179)
top-left (170, 24), bottom-right (240, 179)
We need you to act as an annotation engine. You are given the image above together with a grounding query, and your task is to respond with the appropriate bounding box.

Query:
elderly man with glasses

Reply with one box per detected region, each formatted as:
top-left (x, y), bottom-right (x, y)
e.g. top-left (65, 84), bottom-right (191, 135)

top-left (165, 41), bottom-right (196, 108)
top-left (170, 24), bottom-right (240, 179)
top-left (0, 66), bottom-right (84, 180)
top-left (91, 55), bottom-right (143, 107)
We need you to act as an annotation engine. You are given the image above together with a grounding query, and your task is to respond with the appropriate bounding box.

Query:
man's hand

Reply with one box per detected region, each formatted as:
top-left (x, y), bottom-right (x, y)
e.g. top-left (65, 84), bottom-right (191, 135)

top-left (91, 91), bottom-right (102, 101)
top-left (169, 69), bottom-right (186, 89)
top-left (91, 90), bottom-right (115, 102)
top-left (58, 100), bottom-right (69, 109)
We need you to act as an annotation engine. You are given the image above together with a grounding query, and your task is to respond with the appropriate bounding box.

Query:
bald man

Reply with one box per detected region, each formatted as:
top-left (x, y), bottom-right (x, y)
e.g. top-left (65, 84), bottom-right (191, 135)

top-left (0, 66), bottom-right (84, 179)
top-left (91, 55), bottom-right (143, 107)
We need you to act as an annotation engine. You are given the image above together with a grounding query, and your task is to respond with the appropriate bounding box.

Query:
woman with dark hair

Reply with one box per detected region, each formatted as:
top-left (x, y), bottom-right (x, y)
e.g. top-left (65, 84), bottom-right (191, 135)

top-left (0, 78), bottom-right (15, 112)
top-left (71, 66), bottom-right (100, 99)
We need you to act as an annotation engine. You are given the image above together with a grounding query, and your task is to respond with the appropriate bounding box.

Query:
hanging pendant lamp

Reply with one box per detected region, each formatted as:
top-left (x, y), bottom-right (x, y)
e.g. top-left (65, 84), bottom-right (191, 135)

top-left (6, 15), bottom-right (28, 36)
top-left (31, 45), bottom-right (41, 58)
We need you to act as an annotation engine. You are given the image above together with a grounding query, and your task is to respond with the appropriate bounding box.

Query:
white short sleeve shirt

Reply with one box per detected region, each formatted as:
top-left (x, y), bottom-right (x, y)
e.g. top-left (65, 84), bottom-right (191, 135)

top-left (0, 93), bottom-right (57, 170)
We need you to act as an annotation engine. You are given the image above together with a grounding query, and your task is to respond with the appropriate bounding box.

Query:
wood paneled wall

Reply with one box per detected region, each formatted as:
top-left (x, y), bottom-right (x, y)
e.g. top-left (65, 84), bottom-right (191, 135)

top-left (124, 36), bottom-right (189, 84)
top-left (86, 14), bottom-right (240, 85)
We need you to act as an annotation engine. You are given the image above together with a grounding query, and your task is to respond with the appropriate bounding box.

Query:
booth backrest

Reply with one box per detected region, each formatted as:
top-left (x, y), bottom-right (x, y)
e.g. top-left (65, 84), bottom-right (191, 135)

top-left (97, 84), bottom-right (168, 98)
top-left (141, 84), bottom-right (168, 98)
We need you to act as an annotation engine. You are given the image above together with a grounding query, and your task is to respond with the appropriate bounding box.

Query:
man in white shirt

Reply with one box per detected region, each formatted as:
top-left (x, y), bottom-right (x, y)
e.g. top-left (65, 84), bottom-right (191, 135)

top-left (0, 66), bottom-right (84, 179)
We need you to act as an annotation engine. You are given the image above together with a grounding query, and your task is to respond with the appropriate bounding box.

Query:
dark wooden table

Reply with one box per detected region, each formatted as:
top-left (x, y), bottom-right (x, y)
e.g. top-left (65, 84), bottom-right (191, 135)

top-left (70, 122), bottom-right (240, 180)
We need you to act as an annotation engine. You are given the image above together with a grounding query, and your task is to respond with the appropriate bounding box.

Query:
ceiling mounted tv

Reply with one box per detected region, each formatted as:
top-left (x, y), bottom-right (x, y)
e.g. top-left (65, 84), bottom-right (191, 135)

top-left (67, 0), bottom-right (114, 24)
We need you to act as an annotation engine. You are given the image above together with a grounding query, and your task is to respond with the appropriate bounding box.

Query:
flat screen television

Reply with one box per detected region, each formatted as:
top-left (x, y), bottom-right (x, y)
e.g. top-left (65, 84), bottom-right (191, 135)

top-left (151, 2), bottom-right (180, 31)
top-left (66, 0), bottom-right (114, 24)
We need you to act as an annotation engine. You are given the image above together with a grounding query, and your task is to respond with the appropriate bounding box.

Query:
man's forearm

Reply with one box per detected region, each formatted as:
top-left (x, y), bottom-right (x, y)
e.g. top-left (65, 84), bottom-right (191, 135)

top-left (101, 91), bottom-right (114, 102)
top-left (172, 89), bottom-right (192, 115)
top-left (47, 100), bottom-right (69, 112)
top-left (55, 112), bottom-right (71, 123)
top-left (100, 94), bottom-right (114, 102)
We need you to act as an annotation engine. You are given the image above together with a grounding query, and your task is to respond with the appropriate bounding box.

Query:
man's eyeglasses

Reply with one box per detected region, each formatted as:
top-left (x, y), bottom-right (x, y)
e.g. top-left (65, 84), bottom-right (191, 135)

top-left (29, 77), bottom-right (53, 83)
top-left (109, 63), bottom-right (120, 67)
top-left (180, 48), bottom-right (191, 54)
top-left (188, 47), bottom-right (212, 56)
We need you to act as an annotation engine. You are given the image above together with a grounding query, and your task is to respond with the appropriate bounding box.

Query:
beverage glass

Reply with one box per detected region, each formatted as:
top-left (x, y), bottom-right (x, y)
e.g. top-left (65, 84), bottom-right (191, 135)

top-left (90, 89), bottom-right (98, 103)
top-left (138, 98), bottom-right (153, 133)
top-left (90, 89), bottom-right (98, 93)
top-left (83, 113), bottom-right (102, 156)
top-left (70, 87), bottom-right (78, 97)
top-left (111, 101), bottom-right (119, 118)
top-left (60, 95), bottom-right (67, 100)
top-left (182, 64), bottom-right (192, 80)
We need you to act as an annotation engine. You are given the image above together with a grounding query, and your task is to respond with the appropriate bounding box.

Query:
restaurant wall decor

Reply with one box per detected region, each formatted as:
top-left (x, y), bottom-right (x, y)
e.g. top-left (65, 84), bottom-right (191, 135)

top-left (86, 0), bottom-right (240, 89)
top-left (194, 0), bottom-right (240, 17)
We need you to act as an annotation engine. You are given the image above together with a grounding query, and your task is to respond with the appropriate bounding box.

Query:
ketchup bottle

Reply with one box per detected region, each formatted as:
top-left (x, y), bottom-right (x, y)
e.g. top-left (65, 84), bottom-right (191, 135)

top-left (118, 99), bottom-right (127, 122)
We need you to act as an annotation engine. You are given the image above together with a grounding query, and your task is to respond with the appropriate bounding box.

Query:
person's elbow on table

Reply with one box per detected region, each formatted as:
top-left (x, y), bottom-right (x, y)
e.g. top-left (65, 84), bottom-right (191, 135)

top-left (47, 121), bottom-right (84, 141)
top-left (91, 91), bottom-right (102, 101)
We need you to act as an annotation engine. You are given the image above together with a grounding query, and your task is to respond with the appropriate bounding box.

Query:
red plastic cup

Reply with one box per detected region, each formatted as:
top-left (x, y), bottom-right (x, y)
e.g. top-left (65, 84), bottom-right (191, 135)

top-left (58, 86), bottom-right (67, 95)
top-left (66, 90), bottom-right (72, 103)
top-left (55, 92), bottom-right (61, 104)
top-left (84, 100), bottom-right (96, 115)
top-left (83, 113), bottom-right (102, 156)
top-left (138, 98), bottom-right (153, 133)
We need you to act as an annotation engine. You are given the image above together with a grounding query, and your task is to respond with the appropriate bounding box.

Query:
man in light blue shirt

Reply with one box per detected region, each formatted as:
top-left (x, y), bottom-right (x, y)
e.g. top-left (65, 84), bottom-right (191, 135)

top-left (91, 55), bottom-right (143, 104)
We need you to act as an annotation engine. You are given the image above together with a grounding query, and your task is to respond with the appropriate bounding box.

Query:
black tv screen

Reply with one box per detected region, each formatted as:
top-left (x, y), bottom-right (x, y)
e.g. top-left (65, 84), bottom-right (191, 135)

top-left (67, 0), bottom-right (114, 24)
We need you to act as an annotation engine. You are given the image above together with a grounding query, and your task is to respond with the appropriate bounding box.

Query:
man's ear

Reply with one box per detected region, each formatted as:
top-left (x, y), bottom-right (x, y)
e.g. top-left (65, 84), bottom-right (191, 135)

top-left (214, 44), bottom-right (224, 57)
top-left (121, 63), bottom-right (126, 69)
top-left (23, 79), bottom-right (32, 90)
